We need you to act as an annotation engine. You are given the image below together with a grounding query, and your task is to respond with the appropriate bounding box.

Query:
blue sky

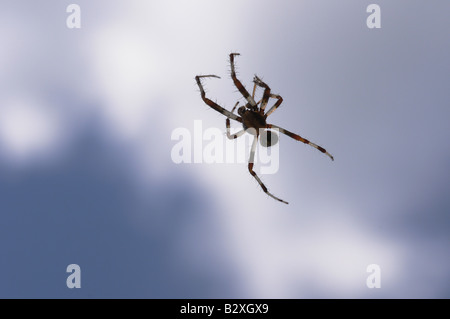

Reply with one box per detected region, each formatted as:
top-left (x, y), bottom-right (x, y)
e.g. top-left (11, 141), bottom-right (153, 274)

top-left (0, 0), bottom-right (449, 298)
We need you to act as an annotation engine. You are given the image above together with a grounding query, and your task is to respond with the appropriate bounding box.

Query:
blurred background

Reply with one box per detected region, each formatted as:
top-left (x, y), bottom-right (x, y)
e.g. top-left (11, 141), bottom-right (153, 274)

top-left (0, 0), bottom-right (449, 298)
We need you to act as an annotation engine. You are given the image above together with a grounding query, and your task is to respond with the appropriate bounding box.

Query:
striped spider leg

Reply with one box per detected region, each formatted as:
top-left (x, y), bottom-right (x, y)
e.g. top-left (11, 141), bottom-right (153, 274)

top-left (253, 75), bottom-right (283, 118)
top-left (225, 103), bottom-right (287, 203)
top-left (229, 53), bottom-right (258, 111)
top-left (266, 124), bottom-right (334, 161)
top-left (252, 74), bottom-right (334, 161)
top-left (229, 53), bottom-right (289, 203)
top-left (195, 75), bottom-right (242, 123)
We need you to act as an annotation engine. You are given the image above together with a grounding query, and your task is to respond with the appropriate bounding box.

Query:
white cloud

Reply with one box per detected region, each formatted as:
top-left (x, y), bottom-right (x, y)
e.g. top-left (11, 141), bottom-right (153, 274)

top-left (0, 96), bottom-right (63, 164)
top-left (216, 201), bottom-right (404, 297)
top-left (86, 25), bottom-right (162, 138)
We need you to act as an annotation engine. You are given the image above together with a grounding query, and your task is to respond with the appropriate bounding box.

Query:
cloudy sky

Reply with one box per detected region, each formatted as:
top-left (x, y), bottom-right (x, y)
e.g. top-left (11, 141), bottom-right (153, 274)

top-left (0, 0), bottom-right (449, 298)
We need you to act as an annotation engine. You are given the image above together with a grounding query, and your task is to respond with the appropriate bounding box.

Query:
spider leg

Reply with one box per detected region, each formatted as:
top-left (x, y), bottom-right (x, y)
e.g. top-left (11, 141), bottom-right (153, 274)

top-left (251, 83), bottom-right (263, 107)
top-left (195, 75), bottom-right (242, 123)
top-left (264, 93), bottom-right (283, 118)
top-left (226, 122), bottom-right (246, 139)
top-left (229, 53), bottom-right (258, 109)
top-left (231, 101), bottom-right (239, 113)
top-left (226, 102), bottom-right (246, 139)
top-left (251, 82), bottom-right (264, 108)
top-left (253, 75), bottom-right (272, 113)
top-left (267, 124), bottom-right (334, 161)
top-left (252, 81), bottom-right (257, 100)
top-left (248, 136), bottom-right (289, 204)
top-left (252, 75), bottom-right (284, 118)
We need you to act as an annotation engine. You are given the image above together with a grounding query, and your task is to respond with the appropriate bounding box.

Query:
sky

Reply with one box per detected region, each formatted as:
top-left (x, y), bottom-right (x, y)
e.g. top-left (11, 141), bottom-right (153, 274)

top-left (0, 0), bottom-right (449, 298)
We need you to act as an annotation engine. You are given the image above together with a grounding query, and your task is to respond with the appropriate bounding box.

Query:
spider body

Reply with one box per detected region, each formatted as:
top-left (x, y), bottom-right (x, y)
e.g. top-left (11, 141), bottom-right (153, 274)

top-left (195, 53), bottom-right (333, 204)
top-left (239, 107), bottom-right (266, 133)
top-left (239, 108), bottom-right (278, 147)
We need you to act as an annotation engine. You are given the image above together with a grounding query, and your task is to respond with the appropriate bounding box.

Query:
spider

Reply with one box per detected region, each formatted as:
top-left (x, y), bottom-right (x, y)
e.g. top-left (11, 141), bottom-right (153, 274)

top-left (195, 53), bottom-right (333, 204)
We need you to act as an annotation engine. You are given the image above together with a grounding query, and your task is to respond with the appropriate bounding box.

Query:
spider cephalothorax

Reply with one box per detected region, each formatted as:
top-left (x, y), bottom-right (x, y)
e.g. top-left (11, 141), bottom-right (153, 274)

top-left (239, 107), bottom-right (266, 132)
top-left (195, 53), bottom-right (333, 204)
